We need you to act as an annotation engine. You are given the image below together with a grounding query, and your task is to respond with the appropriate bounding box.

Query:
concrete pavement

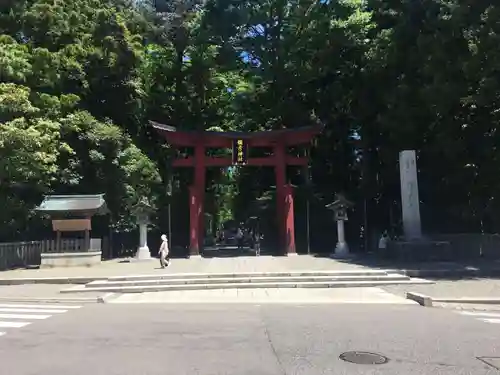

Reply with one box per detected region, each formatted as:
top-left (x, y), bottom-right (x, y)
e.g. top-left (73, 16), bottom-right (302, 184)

top-left (0, 303), bottom-right (500, 374)
top-left (4, 255), bottom-right (500, 284)
top-left (107, 287), bottom-right (418, 304)
top-left (1, 256), bottom-right (499, 306)
top-left (0, 256), bottom-right (371, 283)
top-left (0, 284), bottom-right (415, 305)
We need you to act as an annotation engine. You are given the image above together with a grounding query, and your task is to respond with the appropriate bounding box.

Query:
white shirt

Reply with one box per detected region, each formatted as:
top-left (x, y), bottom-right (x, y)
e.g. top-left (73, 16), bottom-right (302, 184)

top-left (159, 240), bottom-right (169, 254)
top-left (378, 236), bottom-right (388, 249)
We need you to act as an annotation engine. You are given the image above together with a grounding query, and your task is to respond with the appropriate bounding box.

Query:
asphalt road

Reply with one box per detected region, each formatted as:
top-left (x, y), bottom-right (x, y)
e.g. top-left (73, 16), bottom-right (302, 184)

top-left (1, 303), bottom-right (500, 375)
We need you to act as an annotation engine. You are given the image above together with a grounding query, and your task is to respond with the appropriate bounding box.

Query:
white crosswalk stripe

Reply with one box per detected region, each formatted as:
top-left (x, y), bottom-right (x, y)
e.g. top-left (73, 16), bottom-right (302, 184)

top-left (0, 308), bottom-right (68, 313)
top-left (0, 303), bottom-right (81, 338)
top-left (0, 314), bottom-right (51, 320)
top-left (457, 311), bottom-right (500, 324)
top-left (0, 321), bottom-right (31, 328)
top-left (482, 318), bottom-right (500, 324)
top-left (0, 304), bottom-right (81, 309)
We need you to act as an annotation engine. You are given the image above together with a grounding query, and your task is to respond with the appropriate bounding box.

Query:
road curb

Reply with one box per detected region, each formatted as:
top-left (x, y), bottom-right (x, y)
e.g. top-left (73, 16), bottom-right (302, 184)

top-left (0, 276), bottom-right (107, 285)
top-left (406, 292), bottom-right (500, 306)
top-left (406, 292), bottom-right (433, 307)
top-left (97, 293), bottom-right (117, 303)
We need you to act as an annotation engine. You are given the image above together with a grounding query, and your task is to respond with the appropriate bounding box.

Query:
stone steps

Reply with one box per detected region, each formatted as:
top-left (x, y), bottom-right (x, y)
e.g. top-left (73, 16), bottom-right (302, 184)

top-left (62, 279), bottom-right (432, 294)
top-left (60, 270), bottom-right (433, 294)
top-left (106, 269), bottom-right (391, 282)
top-left (86, 274), bottom-right (409, 288)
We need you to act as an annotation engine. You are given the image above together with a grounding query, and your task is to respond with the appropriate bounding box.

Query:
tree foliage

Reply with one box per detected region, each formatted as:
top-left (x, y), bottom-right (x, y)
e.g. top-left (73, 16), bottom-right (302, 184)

top-left (1, 0), bottom-right (500, 249)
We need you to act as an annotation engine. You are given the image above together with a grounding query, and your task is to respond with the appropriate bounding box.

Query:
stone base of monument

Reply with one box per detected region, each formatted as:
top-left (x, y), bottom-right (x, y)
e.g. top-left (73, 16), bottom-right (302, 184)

top-left (41, 251), bottom-right (102, 268)
top-left (386, 239), bottom-right (452, 262)
top-left (129, 246), bottom-right (155, 262)
top-left (330, 243), bottom-right (355, 259)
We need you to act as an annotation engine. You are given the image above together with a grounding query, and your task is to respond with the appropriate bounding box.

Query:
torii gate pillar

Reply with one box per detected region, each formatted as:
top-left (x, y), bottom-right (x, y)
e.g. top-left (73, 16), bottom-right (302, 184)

top-left (275, 142), bottom-right (296, 255)
top-left (150, 121), bottom-right (322, 256)
top-left (189, 142), bottom-right (205, 256)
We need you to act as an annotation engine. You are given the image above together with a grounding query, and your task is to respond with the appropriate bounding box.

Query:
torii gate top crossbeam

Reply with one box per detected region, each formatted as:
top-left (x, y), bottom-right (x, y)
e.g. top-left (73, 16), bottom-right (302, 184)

top-left (150, 121), bottom-right (323, 147)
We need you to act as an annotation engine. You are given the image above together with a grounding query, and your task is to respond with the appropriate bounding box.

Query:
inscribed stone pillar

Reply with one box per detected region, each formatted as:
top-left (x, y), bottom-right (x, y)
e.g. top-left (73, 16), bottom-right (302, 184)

top-left (399, 150), bottom-right (422, 240)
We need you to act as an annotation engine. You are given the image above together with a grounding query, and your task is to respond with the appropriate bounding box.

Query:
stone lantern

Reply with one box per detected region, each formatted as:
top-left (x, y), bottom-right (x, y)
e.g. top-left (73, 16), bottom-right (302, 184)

top-left (326, 194), bottom-right (353, 258)
top-left (131, 197), bottom-right (155, 260)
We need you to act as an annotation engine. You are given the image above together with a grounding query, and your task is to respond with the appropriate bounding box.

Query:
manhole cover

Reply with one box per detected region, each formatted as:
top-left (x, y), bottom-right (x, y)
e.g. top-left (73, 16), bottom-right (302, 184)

top-left (339, 351), bottom-right (389, 365)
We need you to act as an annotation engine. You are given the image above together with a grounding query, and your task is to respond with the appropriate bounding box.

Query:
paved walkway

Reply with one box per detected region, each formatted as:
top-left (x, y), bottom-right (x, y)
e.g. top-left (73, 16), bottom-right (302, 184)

top-left (108, 287), bottom-right (417, 304)
top-left (0, 255), bottom-right (369, 280)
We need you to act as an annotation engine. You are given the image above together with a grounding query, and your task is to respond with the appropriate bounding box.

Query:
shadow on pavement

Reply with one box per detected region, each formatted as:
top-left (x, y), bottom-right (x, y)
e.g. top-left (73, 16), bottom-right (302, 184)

top-left (313, 252), bottom-right (500, 281)
top-left (201, 246), bottom-right (281, 258)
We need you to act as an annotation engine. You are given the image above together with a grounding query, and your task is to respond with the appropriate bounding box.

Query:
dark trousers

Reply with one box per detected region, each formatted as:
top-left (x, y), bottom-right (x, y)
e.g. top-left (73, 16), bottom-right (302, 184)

top-left (159, 251), bottom-right (169, 267)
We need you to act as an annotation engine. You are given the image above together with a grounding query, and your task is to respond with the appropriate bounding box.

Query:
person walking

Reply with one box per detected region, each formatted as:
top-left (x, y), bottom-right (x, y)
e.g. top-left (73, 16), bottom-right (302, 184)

top-left (378, 230), bottom-right (389, 256)
top-left (236, 227), bottom-right (244, 250)
top-left (158, 234), bottom-right (170, 268)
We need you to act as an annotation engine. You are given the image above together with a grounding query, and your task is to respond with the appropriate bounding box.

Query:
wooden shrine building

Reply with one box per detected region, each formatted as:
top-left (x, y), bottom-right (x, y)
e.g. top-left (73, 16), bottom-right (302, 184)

top-left (36, 194), bottom-right (108, 253)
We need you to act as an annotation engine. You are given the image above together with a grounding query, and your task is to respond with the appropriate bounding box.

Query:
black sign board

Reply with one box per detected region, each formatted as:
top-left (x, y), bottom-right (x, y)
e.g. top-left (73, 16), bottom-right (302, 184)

top-left (232, 139), bottom-right (248, 165)
top-left (154, 0), bottom-right (169, 12)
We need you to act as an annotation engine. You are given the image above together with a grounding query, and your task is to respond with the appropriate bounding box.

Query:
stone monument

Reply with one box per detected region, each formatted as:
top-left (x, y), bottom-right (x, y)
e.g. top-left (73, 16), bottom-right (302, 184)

top-left (326, 194), bottom-right (354, 258)
top-left (387, 150), bottom-right (450, 261)
top-left (131, 197), bottom-right (155, 260)
top-left (399, 150), bottom-right (422, 240)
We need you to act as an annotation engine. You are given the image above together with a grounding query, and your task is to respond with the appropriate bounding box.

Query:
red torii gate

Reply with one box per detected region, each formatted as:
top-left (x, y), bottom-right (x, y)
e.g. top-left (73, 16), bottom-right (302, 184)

top-left (151, 121), bottom-right (322, 256)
